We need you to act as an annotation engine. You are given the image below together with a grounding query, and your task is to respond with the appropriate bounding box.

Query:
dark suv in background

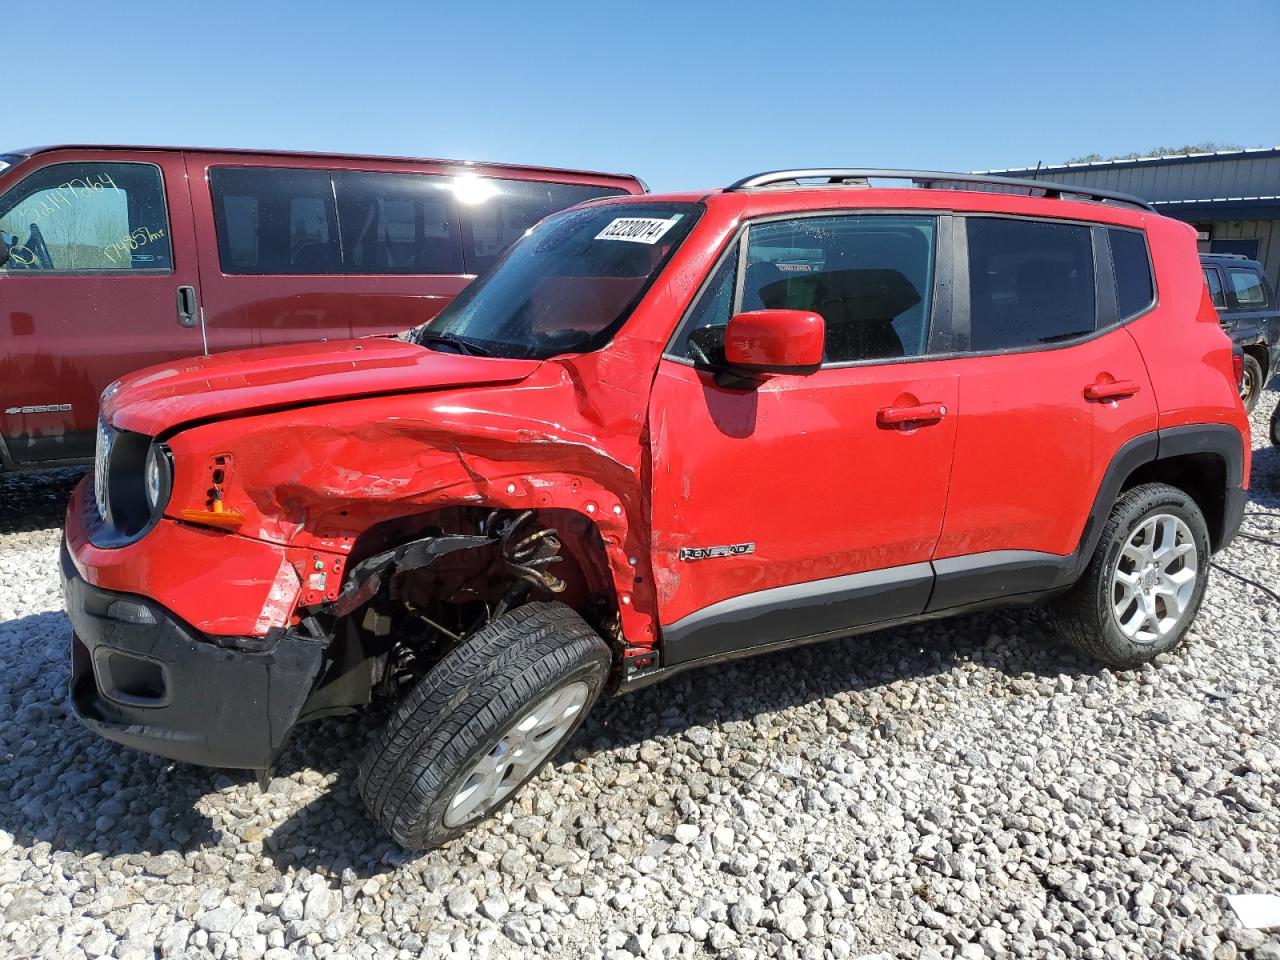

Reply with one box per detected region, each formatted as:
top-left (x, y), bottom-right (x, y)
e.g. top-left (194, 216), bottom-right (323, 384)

top-left (1202, 253), bottom-right (1278, 412)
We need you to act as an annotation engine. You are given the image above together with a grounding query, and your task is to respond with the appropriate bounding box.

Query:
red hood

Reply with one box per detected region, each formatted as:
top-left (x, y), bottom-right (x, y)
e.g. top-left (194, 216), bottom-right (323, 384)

top-left (102, 338), bottom-right (542, 436)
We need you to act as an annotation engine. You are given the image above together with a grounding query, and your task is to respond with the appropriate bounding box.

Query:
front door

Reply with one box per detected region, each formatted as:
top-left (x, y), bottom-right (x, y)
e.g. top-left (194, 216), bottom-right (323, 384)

top-left (0, 150), bottom-right (201, 463)
top-left (647, 212), bottom-right (958, 665)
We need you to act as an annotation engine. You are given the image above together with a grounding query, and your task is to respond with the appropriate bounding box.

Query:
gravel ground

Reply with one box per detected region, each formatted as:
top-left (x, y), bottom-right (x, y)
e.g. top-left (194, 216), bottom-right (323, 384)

top-left (1, 394), bottom-right (1278, 960)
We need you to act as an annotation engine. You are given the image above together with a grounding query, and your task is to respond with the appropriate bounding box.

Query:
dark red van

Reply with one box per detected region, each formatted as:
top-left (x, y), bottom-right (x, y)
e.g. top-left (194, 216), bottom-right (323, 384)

top-left (0, 146), bottom-right (644, 469)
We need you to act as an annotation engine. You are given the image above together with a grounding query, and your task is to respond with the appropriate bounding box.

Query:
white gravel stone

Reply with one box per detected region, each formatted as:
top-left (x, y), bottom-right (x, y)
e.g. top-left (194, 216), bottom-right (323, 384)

top-left (2, 392), bottom-right (1280, 959)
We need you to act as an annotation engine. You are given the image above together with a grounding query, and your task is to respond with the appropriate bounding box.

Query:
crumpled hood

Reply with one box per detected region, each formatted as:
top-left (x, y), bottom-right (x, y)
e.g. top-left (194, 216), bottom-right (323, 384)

top-left (102, 337), bottom-right (542, 436)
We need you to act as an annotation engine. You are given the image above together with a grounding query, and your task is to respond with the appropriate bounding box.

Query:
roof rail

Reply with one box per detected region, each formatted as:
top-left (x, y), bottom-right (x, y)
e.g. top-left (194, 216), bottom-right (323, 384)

top-left (1200, 252), bottom-right (1251, 260)
top-left (725, 168), bottom-right (1157, 212)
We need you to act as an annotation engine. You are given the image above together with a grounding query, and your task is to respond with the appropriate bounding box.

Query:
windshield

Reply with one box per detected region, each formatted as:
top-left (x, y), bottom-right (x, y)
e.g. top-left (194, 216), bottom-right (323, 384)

top-left (417, 201), bottom-right (702, 359)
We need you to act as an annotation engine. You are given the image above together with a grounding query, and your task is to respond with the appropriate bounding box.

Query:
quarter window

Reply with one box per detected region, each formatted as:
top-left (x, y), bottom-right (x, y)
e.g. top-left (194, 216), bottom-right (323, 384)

top-left (1228, 267), bottom-right (1268, 307)
top-left (1204, 267), bottom-right (1226, 309)
top-left (0, 162), bottom-right (171, 272)
top-left (1108, 228), bottom-right (1154, 319)
top-left (965, 218), bottom-right (1095, 350)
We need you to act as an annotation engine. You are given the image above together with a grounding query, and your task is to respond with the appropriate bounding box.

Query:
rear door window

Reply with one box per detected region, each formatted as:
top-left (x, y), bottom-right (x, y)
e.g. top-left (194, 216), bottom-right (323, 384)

top-left (1203, 267), bottom-right (1226, 309)
top-left (0, 162), bottom-right (172, 272)
top-left (1107, 228), bottom-right (1154, 319)
top-left (965, 217), bottom-right (1095, 350)
top-left (459, 178), bottom-right (627, 274)
top-left (333, 171), bottom-right (463, 274)
top-left (210, 167), bottom-right (339, 274)
top-left (1228, 267), bottom-right (1269, 307)
top-left (209, 167), bottom-right (622, 277)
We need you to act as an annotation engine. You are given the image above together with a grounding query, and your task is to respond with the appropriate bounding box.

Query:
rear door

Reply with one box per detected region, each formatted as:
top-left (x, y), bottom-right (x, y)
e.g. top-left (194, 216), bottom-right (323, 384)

top-left (0, 150), bottom-right (201, 463)
top-left (929, 217), bottom-right (1158, 608)
top-left (648, 212), bottom-right (959, 664)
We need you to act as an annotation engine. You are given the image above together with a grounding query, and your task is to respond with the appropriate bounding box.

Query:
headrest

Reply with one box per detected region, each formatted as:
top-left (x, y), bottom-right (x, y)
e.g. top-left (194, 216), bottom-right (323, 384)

top-left (760, 268), bottom-right (921, 320)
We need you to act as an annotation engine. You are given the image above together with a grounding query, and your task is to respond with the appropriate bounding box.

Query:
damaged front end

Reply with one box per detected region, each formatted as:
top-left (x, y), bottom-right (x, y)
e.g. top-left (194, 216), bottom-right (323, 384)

top-left (63, 487), bottom-right (605, 777)
top-left (300, 509), bottom-right (593, 716)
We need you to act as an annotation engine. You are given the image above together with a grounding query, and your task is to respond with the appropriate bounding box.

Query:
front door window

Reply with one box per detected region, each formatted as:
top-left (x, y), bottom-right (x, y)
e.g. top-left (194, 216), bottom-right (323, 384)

top-left (0, 162), bottom-right (172, 272)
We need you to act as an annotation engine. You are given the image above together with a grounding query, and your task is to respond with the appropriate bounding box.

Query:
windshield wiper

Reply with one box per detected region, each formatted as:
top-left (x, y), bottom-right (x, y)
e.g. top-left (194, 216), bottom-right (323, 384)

top-left (418, 331), bottom-right (493, 357)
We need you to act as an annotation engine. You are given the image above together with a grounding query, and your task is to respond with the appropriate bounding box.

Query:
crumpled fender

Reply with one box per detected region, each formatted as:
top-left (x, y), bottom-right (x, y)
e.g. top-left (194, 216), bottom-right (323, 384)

top-left (162, 357), bottom-right (663, 648)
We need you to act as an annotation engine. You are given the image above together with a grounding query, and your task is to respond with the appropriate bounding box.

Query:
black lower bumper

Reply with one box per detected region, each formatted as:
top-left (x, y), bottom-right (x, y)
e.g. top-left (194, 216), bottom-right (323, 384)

top-left (61, 542), bottom-right (324, 770)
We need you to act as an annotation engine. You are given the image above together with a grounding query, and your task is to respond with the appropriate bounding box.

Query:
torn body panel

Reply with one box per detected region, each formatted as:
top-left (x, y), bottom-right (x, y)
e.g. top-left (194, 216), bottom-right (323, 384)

top-left (138, 361), bottom-right (663, 646)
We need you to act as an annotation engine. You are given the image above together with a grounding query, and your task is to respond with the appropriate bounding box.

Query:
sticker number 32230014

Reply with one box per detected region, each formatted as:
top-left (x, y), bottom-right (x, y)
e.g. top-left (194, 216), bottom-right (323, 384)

top-left (595, 215), bottom-right (682, 244)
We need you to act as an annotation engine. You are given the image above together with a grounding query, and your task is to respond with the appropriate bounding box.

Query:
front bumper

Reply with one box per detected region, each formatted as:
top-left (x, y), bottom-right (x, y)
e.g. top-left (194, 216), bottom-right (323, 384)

top-left (62, 542), bottom-right (324, 770)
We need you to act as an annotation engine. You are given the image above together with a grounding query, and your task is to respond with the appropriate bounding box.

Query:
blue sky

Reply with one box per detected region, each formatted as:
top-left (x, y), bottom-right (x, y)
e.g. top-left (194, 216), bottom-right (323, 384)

top-left (7, 0), bottom-right (1277, 192)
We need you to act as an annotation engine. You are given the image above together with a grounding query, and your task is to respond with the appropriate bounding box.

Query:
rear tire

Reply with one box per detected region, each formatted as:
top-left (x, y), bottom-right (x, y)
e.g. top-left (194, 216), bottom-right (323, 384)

top-left (1241, 354), bottom-right (1263, 414)
top-left (1051, 483), bottom-right (1210, 668)
top-left (357, 602), bottom-right (611, 850)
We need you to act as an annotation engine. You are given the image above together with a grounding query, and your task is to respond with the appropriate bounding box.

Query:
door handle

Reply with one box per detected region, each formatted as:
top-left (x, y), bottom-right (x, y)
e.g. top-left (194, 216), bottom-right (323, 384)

top-left (876, 402), bottom-right (948, 428)
top-left (1084, 379), bottom-right (1139, 402)
top-left (176, 285), bottom-right (198, 328)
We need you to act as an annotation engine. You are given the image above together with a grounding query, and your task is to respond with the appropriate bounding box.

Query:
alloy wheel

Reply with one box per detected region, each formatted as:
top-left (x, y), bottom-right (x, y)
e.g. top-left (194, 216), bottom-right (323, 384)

top-left (442, 681), bottom-right (589, 827)
top-left (1110, 513), bottom-right (1199, 644)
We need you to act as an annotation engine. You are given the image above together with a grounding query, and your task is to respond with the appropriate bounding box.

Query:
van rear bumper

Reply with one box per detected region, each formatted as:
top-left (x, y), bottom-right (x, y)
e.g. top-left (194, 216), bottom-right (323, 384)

top-left (61, 542), bottom-right (324, 770)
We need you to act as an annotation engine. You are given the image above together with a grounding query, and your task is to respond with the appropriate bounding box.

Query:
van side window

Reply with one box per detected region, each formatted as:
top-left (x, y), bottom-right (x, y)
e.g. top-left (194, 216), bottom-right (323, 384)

top-left (210, 167), bottom-right (340, 274)
top-left (461, 179), bottom-right (627, 275)
top-left (965, 217), bottom-right (1095, 350)
top-left (1107, 228), bottom-right (1154, 319)
top-left (333, 171), bottom-right (463, 275)
top-left (0, 162), bottom-right (171, 272)
top-left (1228, 267), bottom-right (1268, 307)
top-left (1204, 267), bottom-right (1226, 308)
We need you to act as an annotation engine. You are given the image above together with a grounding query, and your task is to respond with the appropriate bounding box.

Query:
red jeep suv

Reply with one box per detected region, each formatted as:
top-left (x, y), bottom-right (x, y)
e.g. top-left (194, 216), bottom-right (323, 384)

top-left (62, 169), bottom-right (1249, 849)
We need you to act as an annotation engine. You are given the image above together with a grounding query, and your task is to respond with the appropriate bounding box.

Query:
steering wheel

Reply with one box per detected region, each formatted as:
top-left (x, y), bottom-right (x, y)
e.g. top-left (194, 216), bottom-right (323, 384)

top-left (25, 224), bottom-right (54, 269)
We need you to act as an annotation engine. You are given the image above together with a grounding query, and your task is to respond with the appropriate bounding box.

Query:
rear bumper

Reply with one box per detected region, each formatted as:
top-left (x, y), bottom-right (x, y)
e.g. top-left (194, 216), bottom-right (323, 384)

top-left (62, 541), bottom-right (324, 770)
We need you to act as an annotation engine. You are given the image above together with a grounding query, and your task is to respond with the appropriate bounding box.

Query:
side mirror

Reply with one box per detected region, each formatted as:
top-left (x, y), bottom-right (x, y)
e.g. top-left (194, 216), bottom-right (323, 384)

top-left (723, 309), bottom-right (824, 378)
top-left (0, 240), bottom-right (9, 269)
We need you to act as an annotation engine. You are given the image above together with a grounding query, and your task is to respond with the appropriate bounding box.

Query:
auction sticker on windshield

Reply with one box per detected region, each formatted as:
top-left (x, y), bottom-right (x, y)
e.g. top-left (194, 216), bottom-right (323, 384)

top-left (595, 215), bottom-right (682, 244)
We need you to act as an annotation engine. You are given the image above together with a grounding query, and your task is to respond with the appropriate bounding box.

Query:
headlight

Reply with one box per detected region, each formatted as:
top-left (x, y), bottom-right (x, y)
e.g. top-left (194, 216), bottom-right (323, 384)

top-left (91, 429), bottom-right (171, 541)
top-left (144, 443), bottom-right (173, 514)
top-left (94, 417), bottom-right (113, 522)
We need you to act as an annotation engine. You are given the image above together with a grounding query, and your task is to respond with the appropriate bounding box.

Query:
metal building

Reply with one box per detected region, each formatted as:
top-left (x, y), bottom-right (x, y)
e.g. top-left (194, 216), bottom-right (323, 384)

top-left (979, 147), bottom-right (1280, 291)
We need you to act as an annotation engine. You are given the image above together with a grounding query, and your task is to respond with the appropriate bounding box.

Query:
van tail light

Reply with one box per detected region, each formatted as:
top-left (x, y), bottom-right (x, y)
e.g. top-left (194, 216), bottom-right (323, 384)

top-left (1233, 353), bottom-right (1244, 390)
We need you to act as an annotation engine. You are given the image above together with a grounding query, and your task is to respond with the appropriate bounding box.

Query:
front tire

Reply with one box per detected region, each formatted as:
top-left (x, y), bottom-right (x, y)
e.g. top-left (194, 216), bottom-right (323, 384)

top-left (1052, 483), bottom-right (1210, 668)
top-left (357, 602), bottom-right (611, 850)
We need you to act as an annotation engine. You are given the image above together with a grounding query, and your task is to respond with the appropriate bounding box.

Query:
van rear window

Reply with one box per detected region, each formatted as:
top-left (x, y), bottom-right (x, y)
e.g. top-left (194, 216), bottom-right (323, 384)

top-left (209, 166), bottom-right (626, 277)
